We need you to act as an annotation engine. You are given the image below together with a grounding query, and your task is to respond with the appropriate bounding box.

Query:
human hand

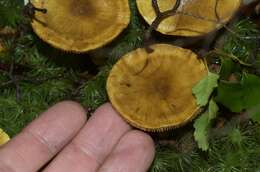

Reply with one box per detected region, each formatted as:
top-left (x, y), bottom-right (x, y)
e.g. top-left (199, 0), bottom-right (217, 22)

top-left (0, 101), bottom-right (155, 172)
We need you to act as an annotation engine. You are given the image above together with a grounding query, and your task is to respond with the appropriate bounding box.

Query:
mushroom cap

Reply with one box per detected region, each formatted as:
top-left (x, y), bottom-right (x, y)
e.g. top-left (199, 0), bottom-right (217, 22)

top-left (0, 128), bottom-right (10, 145)
top-left (107, 44), bottom-right (207, 131)
top-left (31, 0), bottom-right (130, 52)
top-left (136, 0), bottom-right (241, 36)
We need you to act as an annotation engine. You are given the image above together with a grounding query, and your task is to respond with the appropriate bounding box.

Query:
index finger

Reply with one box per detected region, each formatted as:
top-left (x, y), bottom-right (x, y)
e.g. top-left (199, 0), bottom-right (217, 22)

top-left (0, 101), bottom-right (87, 172)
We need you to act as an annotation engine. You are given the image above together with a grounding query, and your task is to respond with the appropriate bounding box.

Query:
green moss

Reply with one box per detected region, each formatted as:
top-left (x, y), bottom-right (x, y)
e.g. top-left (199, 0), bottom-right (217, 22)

top-left (0, 0), bottom-right (260, 171)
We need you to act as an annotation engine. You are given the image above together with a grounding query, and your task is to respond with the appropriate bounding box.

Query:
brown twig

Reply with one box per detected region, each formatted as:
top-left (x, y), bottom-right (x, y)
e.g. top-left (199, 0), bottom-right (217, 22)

top-left (23, 0), bottom-right (47, 24)
top-left (144, 0), bottom-right (259, 53)
top-left (8, 60), bottom-right (21, 102)
top-left (214, 0), bottom-right (221, 22)
top-left (144, 0), bottom-right (181, 52)
top-left (211, 49), bottom-right (254, 67)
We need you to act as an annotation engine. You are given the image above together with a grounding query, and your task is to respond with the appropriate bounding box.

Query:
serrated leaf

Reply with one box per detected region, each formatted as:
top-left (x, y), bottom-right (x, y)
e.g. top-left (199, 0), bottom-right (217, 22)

top-left (194, 99), bottom-right (219, 151)
top-left (194, 114), bottom-right (208, 151)
top-left (208, 99), bottom-right (219, 120)
top-left (192, 72), bottom-right (219, 107)
top-left (216, 74), bottom-right (260, 114)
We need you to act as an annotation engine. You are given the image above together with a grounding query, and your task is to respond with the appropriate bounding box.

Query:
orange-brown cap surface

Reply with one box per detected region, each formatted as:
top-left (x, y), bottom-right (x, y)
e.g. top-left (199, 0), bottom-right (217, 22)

top-left (137, 0), bottom-right (241, 36)
top-left (107, 44), bottom-right (207, 131)
top-left (31, 0), bottom-right (130, 52)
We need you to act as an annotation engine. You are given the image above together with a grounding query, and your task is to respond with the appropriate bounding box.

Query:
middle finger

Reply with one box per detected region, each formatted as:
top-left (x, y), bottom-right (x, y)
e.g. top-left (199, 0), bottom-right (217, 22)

top-left (43, 103), bottom-right (131, 172)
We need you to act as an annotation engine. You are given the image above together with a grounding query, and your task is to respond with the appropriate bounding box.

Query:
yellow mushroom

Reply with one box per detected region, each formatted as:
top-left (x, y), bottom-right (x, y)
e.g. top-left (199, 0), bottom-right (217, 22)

top-left (31, 0), bottom-right (130, 52)
top-left (0, 128), bottom-right (10, 146)
top-left (136, 0), bottom-right (241, 36)
top-left (107, 44), bottom-right (207, 131)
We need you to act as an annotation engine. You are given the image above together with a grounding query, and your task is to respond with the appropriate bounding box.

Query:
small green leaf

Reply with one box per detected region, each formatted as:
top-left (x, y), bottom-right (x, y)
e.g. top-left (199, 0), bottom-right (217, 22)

top-left (194, 114), bottom-right (208, 151)
top-left (192, 72), bottom-right (219, 106)
top-left (194, 99), bottom-right (219, 151)
top-left (208, 99), bottom-right (219, 121)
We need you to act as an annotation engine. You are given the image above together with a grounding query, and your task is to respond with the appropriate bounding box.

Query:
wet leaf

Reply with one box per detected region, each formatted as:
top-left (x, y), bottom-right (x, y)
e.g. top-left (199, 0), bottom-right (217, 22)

top-left (194, 99), bottom-right (219, 151)
top-left (193, 72), bottom-right (219, 106)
